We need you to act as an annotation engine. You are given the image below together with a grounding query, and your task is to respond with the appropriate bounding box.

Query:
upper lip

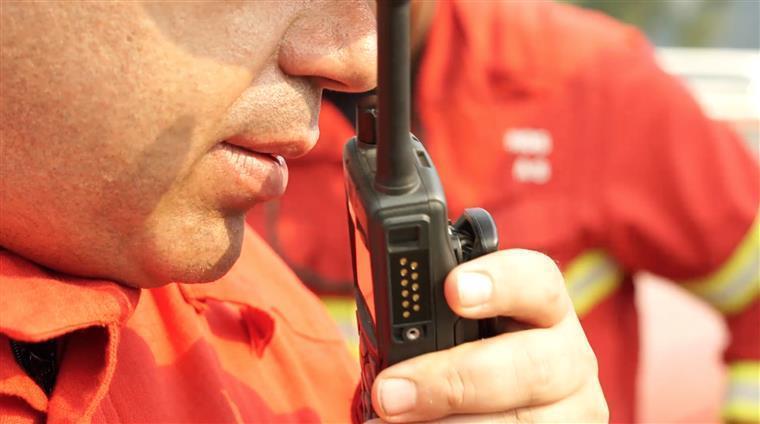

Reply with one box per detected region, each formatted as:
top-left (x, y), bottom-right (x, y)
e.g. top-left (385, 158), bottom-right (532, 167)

top-left (223, 135), bottom-right (316, 160)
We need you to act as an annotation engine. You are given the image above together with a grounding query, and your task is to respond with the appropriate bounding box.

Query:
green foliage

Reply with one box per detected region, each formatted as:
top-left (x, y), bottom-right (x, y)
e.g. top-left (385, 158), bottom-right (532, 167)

top-left (564, 0), bottom-right (732, 47)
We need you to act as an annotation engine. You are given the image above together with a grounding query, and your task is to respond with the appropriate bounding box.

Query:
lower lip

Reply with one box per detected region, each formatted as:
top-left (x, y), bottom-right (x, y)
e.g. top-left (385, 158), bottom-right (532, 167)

top-left (210, 142), bottom-right (288, 206)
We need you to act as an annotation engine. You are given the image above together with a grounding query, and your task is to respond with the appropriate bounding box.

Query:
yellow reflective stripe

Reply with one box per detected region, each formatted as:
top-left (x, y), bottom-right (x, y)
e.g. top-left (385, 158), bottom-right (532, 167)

top-left (730, 361), bottom-right (760, 383)
top-left (683, 215), bottom-right (760, 315)
top-left (564, 250), bottom-right (623, 317)
top-left (723, 361), bottom-right (760, 423)
top-left (322, 296), bottom-right (360, 358)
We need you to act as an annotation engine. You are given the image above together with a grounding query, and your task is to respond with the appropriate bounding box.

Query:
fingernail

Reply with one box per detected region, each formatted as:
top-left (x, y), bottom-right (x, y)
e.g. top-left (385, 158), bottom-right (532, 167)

top-left (457, 271), bottom-right (493, 307)
top-left (378, 378), bottom-right (417, 416)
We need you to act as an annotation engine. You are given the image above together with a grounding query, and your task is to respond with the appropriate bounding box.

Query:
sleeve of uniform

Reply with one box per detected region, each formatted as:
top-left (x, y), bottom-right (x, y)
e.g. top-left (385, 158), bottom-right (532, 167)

top-left (594, 42), bottom-right (759, 423)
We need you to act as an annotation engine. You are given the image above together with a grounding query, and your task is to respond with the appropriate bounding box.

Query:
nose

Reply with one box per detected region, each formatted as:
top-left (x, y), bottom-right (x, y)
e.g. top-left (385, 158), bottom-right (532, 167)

top-left (278, 1), bottom-right (377, 93)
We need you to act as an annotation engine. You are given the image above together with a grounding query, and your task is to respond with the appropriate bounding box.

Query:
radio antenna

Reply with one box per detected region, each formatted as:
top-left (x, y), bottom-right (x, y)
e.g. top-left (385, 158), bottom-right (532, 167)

top-left (375, 0), bottom-right (418, 194)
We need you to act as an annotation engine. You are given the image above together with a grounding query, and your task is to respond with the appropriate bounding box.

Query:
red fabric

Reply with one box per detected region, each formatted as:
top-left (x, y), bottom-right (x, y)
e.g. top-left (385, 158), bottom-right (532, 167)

top-left (0, 227), bottom-right (358, 423)
top-left (725, 298), bottom-right (760, 362)
top-left (581, 280), bottom-right (639, 424)
top-left (247, 1), bottom-right (759, 422)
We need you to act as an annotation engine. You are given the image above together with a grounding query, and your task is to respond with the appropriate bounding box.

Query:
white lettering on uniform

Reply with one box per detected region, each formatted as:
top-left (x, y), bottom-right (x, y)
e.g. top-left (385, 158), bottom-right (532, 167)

top-left (503, 128), bottom-right (553, 184)
top-left (503, 129), bottom-right (553, 155)
top-left (512, 157), bottom-right (551, 184)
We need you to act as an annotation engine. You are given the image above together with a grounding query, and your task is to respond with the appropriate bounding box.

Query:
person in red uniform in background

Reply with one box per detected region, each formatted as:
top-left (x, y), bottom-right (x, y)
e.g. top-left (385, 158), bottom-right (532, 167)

top-left (248, 1), bottom-right (760, 422)
top-left (1, 3), bottom-right (608, 423)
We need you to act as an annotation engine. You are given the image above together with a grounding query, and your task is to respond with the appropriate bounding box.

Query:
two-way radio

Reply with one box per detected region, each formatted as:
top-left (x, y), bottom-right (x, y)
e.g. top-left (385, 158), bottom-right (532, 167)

top-left (343, 1), bottom-right (500, 420)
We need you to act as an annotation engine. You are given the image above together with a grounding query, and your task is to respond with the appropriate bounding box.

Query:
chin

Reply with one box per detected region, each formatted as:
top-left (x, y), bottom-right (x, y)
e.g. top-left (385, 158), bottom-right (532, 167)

top-left (130, 215), bottom-right (246, 289)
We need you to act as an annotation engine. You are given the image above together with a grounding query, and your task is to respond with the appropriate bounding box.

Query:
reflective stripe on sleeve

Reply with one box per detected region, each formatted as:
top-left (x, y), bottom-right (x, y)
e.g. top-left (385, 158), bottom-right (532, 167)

top-left (322, 296), bottom-right (360, 358)
top-left (563, 250), bottom-right (624, 317)
top-left (723, 361), bottom-right (760, 423)
top-left (682, 215), bottom-right (760, 315)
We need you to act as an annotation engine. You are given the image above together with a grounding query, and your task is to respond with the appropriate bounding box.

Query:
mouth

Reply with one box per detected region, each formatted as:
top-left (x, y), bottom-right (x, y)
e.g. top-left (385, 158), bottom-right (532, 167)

top-left (223, 132), bottom-right (318, 160)
top-left (202, 128), bottom-right (318, 210)
top-left (208, 141), bottom-right (290, 209)
top-left (221, 141), bottom-right (287, 168)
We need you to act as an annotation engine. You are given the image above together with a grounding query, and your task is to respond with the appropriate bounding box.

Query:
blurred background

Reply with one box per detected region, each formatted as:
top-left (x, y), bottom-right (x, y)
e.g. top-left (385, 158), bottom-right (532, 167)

top-left (568, 1), bottom-right (759, 422)
top-left (570, 0), bottom-right (759, 49)
top-left (569, 0), bottom-right (759, 152)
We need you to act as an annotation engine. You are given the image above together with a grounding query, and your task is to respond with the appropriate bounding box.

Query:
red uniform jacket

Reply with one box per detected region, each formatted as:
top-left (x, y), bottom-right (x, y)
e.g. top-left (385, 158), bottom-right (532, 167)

top-left (248, 1), bottom-right (760, 422)
top-left (0, 228), bottom-right (358, 423)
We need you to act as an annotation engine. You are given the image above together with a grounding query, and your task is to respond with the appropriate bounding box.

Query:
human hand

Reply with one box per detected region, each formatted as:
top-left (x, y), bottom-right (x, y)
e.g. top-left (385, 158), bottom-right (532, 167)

top-left (368, 249), bottom-right (608, 423)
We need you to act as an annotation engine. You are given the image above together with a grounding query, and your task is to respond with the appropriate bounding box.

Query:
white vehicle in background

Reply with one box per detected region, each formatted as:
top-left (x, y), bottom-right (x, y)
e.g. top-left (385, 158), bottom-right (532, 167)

top-left (637, 48), bottom-right (759, 423)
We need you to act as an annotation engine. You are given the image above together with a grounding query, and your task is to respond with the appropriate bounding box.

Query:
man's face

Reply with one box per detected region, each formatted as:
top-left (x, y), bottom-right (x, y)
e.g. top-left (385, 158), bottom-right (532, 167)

top-left (0, 2), bottom-right (376, 287)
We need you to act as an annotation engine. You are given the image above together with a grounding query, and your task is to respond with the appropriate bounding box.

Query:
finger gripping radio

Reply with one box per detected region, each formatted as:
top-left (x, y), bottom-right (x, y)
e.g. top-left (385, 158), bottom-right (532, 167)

top-left (343, 1), bottom-right (500, 420)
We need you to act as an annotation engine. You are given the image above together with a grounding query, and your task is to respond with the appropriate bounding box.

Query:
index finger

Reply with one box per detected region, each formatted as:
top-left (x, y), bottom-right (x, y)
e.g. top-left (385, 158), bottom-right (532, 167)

top-left (370, 318), bottom-right (594, 422)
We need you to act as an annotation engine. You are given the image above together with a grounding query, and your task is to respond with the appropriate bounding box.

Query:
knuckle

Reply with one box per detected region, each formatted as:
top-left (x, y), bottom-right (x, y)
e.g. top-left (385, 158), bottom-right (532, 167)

top-left (531, 357), bottom-right (553, 397)
top-left (541, 256), bottom-right (566, 292)
top-left (444, 366), bottom-right (467, 410)
top-left (529, 252), bottom-right (566, 302)
top-left (497, 410), bottom-right (518, 423)
top-left (497, 409), bottom-right (530, 424)
top-left (513, 407), bottom-right (536, 424)
top-left (520, 343), bottom-right (554, 401)
top-left (528, 250), bottom-right (559, 272)
top-left (539, 276), bottom-right (564, 311)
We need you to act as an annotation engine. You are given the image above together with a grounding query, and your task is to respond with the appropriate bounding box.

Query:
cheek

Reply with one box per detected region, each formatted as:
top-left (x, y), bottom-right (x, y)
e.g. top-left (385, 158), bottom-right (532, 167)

top-left (0, 3), bottom-right (271, 283)
top-left (3, 7), bottom-right (259, 212)
top-left (140, 2), bottom-right (287, 68)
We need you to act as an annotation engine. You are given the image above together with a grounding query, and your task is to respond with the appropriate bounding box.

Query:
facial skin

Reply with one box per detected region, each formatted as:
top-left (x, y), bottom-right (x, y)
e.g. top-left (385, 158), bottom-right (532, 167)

top-left (0, 2), bottom-right (376, 288)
